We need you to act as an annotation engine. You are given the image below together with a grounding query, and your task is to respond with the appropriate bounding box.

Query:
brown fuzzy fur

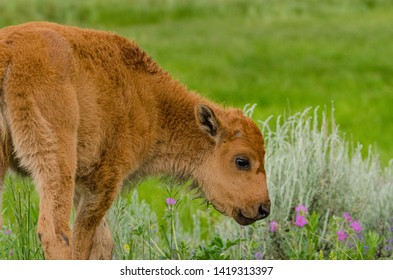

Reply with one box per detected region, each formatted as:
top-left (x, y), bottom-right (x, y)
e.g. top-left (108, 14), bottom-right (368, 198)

top-left (0, 22), bottom-right (270, 259)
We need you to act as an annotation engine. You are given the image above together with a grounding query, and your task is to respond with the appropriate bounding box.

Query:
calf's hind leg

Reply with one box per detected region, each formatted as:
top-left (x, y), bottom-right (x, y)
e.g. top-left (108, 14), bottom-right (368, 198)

top-left (8, 121), bottom-right (77, 258)
top-left (5, 89), bottom-right (78, 259)
top-left (36, 166), bottom-right (75, 259)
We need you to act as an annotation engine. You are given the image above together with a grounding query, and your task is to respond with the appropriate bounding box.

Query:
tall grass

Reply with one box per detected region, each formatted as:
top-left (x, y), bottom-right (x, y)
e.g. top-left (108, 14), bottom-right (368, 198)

top-left (260, 107), bottom-right (393, 259)
top-left (0, 179), bottom-right (43, 259)
top-left (1, 107), bottom-right (392, 259)
top-left (261, 107), bottom-right (393, 231)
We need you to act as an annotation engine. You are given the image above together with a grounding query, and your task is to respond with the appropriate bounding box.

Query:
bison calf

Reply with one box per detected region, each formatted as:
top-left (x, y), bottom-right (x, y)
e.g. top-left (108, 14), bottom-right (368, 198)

top-left (0, 22), bottom-right (270, 259)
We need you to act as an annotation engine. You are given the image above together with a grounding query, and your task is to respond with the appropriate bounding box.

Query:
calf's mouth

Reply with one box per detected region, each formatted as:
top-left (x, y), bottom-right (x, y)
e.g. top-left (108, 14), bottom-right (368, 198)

top-left (234, 206), bottom-right (270, 226)
top-left (234, 210), bottom-right (257, 226)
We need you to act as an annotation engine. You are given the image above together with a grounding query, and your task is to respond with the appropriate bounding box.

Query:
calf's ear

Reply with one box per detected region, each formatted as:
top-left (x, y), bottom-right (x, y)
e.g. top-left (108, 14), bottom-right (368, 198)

top-left (195, 104), bottom-right (220, 138)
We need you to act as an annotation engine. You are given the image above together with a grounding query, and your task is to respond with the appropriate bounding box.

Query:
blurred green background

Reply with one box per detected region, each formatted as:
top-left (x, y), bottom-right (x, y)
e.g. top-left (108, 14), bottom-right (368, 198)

top-left (1, 0), bottom-right (392, 164)
top-left (1, 0), bottom-right (393, 222)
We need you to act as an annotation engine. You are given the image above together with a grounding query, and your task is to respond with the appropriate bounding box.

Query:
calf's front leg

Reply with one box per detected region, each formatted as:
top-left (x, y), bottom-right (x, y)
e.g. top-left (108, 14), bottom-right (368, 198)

top-left (72, 175), bottom-right (121, 260)
top-left (89, 217), bottom-right (114, 260)
top-left (74, 189), bottom-right (114, 259)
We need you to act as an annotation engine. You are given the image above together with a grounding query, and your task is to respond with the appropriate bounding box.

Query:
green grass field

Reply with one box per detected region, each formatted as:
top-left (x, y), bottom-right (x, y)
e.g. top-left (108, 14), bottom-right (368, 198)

top-left (1, 0), bottom-right (393, 259)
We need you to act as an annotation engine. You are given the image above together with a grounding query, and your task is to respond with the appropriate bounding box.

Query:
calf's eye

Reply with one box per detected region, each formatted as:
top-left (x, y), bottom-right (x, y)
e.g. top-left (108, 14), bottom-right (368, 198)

top-left (235, 156), bottom-right (251, 170)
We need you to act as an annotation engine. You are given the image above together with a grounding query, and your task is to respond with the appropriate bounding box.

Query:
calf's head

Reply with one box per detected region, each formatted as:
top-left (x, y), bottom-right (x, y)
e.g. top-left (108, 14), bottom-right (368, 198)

top-left (194, 104), bottom-right (270, 226)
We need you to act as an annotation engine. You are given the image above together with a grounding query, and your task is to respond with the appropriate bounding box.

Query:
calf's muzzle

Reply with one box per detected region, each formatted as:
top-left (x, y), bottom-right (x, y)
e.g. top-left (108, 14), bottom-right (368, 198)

top-left (235, 202), bottom-right (270, 226)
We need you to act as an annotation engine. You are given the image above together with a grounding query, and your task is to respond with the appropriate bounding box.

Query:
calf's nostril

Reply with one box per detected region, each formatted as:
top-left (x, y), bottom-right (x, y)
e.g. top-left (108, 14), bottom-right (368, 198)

top-left (257, 205), bottom-right (270, 220)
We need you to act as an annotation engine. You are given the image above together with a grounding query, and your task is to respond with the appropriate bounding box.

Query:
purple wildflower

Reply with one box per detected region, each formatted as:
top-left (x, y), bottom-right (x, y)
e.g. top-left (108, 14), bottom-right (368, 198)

top-left (350, 220), bottom-right (363, 232)
top-left (295, 215), bottom-right (308, 227)
top-left (4, 229), bottom-right (12, 235)
top-left (9, 249), bottom-right (12, 257)
top-left (255, 252), bottom-right (264, 260)
top-left (337, 229), bottom-right (348, 242)
top-left (269, 221), bottom-right (278, 232)
top-left (295, 204), bottom-right (308, 215)
top-left (343, 212), bottom-right (353, 223)
top-left (165, 198), bottom-right (176, 206)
